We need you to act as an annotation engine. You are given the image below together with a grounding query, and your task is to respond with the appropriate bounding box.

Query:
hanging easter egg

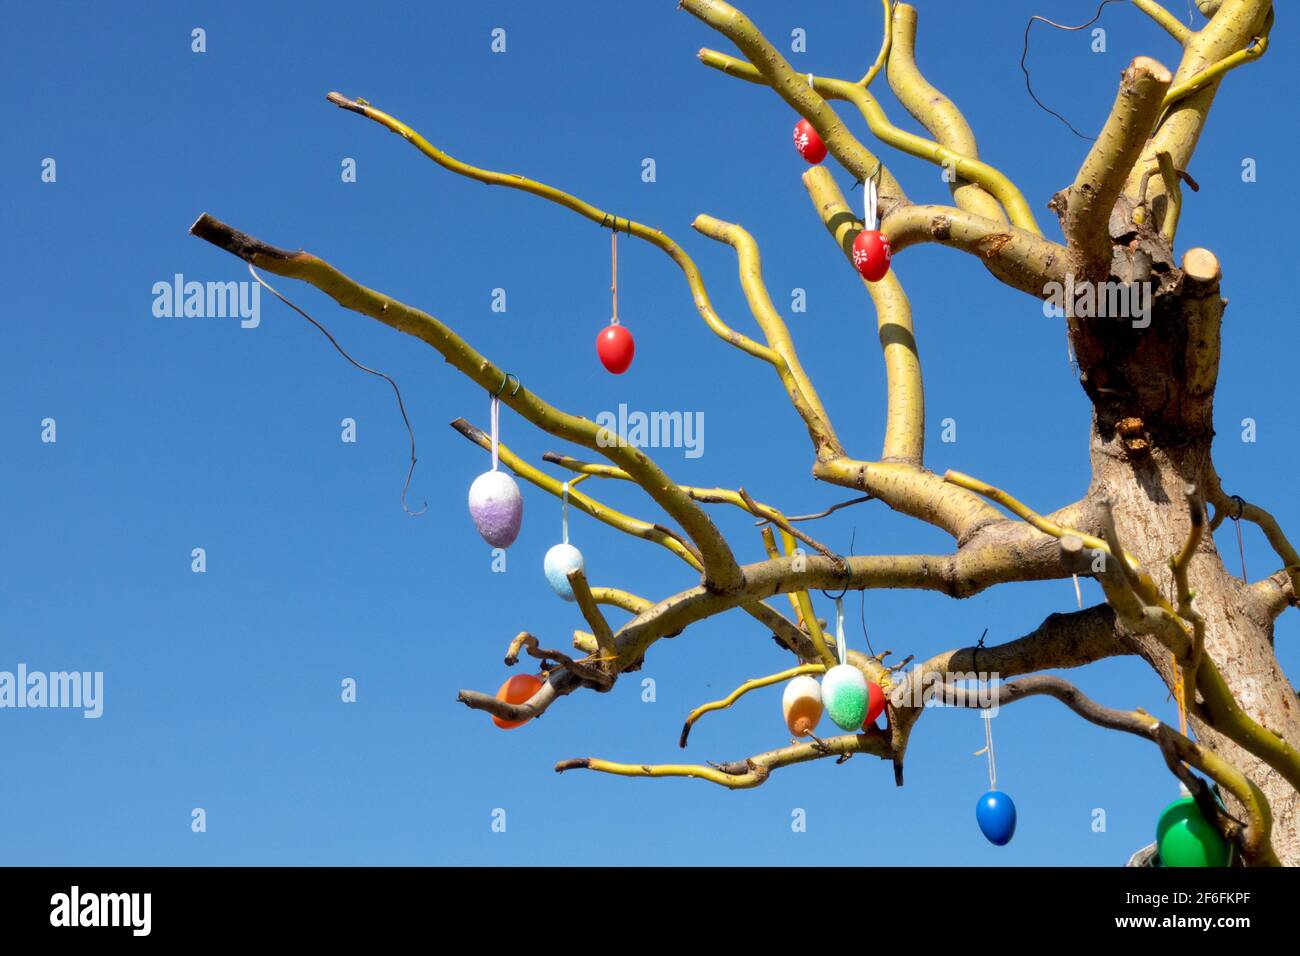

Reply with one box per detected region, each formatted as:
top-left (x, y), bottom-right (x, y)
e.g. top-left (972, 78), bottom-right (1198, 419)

top-left (821, 664), bottom-right (868, 731)
top-left (793, 118), bottom-right (827, 165)
top-left (975, 790), bottom-right (1017, 846)
top-left (543, 542), bottom-right (584, 602)
top-left (863, 681), bottom-right (885, 728)
top-left (852, 229), bottom-right (892, 282)
top-left (596, 325), bottom-right (635, 374)
top-left (1156, 796), bottom-right (1230, 867)
top-left (492, 673), bottom-right (544, 730)
top-left (781, 674), bottom-right (823, 737)
top-left (468, 470), bottom-right (523, 548)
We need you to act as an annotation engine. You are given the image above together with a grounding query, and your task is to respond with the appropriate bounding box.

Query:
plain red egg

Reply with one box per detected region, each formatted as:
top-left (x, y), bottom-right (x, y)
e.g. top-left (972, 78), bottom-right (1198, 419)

top-left (852, 229), bottom-right (892, 282)
top-left (793, 118), bottom-right (827, 164)
top-left (596, 324), bottom-right (635, 374)
top-left (863, 681), bottom-right (885, 728)
top-left (493, 673), bottom-right (544, 730)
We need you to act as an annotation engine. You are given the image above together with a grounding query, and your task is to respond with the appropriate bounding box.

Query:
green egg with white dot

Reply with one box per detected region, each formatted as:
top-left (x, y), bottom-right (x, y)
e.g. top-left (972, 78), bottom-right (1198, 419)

top-left (821, 663), bottom-right (868, 730)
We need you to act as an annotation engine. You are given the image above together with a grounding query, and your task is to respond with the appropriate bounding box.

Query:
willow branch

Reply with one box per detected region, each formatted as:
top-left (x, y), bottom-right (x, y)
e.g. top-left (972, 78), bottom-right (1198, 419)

top-left (885, 3), bottom-right (1009, 224)
top-left (679, 663), bottom-right (825, 748)
top-left (457, 669), bottom-right (579, 723)
top-left (936, 675), bottom-right (1278, 865)
top-left (538, 449), bottom-right (844, 574)
top-left (190, 213), bottom-right (745, 592)
top-left (456, 421), bottom-right (701, 564)
top-left (1206, 479), bottom-right (1300, 613)
top-left (1121, 2), bottom-right (1273, 229)
top-left (880, 204), bottom-right (1070, 299)
top-left (505, 631), bottom-right (613, 689)
top-left (858, 0), bottom-right (894, 86)
top-left (692, 214), bottom-right (841, 459)
top-left (801, 167), bottom-right (925, 466)
top-left (567, 566), bottom-right (618, 663)
top-left (695, 47), bottom-right (1040, 234)
top-left (1160, 18), bottom-right (1270, 109)
top-left (681, 0), bottom-right (904, 200)
top-left (453, 422), bottom-right (812, 657)
top-left (1172, 484), bottom-right (1209, 698)
top-left (323, 93), bottom-right (784, 374)
top-left (761, 527), bottom-right (836, 668)
top-left (556, 729), bottom-right (889, 790)
top-left (1060, 56), bottom-right (1172, 273)
top-left (1132, 0), bottom-right (1195, 43)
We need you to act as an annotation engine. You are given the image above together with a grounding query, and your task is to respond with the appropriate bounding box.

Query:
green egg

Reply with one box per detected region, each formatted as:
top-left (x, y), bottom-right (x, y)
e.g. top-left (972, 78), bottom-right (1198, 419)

top-left (821, 664), bottom-right (868, 730)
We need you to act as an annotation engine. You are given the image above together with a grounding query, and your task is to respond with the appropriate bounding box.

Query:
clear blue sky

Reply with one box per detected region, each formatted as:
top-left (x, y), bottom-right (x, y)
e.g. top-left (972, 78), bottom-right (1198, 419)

top-left (2, 1), bottom-right (1295, 865)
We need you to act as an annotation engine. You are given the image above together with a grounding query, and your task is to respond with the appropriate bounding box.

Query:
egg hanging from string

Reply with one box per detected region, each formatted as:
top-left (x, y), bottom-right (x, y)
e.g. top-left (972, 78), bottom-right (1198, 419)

top-left (544, 481), bottom-right (584, 601)
top-left (596, 325), bottom-right (635, 374)
top-left (821, 664), bottom-right (868, 731)
top-left (1156, 794), bottom-right (1230, 867)
top-left (782, 674), bottom-right (823, 737)
top-left (492, 673), bottom-right (544, 730)
top-left (793, 118), bottom-right (827, 164)
top-left (975, 790), bottom-right (1017, 846)
top-left (852, 230), bottom-right (892, 282)
top-left (597, 231), bottom-right (635, 374)
top-left (468, 390), bottom-right (523, 548)
top-left (863, 680), bottom-right (885, 728)
top-left (468, 470), bottom-right (523, 548)
top-left (544, 543), bottom-right (584, 601)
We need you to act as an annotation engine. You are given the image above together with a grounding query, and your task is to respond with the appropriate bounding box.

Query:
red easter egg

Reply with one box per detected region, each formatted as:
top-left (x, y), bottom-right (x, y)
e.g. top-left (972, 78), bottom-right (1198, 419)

top-left (863, 681), bottom-right (885, 728)
top-left (852, 229), bottom-right (892, 282)
top-left (596, 324), bottom-right (635, 374)
top-left (493, 673), bottom-right (544, 730)
top-left (793, 118), bottom-right (827, 164)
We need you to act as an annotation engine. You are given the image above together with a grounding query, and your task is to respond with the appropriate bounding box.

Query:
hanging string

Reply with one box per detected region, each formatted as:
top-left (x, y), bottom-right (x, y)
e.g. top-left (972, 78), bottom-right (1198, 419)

top-left (561, 481), bottom-right (571, 545)
top-left (858, 590), bottom-right (877, 658)
top-left (1072, 573), bottom-right (1083, 610)
top-left (489, 394), bottom-right (501, 472)
top-left (1020, 1), bottom-right (1126, 141)
top-left (834, 596), bottom-right (847, 666)
top-left (863, 167), bottom-right (880, 229)
top-left (247, 264), bottom-right (426, 516)
top-left (1231, 495), bottom-right (1248, 582)
top-left (975, 709), bottom-right (998, 790)
top-left (609, 231), bottom-right (619, 327)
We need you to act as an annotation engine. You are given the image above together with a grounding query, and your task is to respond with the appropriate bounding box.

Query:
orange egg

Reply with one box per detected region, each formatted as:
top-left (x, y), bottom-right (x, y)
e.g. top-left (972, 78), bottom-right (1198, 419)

top-left (781, 674), bottom-right (823, 737)
top-left (493, 673), bottom-right (544, 730)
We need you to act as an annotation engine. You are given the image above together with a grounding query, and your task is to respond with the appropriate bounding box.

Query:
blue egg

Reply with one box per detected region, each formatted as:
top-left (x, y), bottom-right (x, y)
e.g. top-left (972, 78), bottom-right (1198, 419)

top-left (975, 790), bottom-right (1017, 846)
top-left (543, 543), bottom-right (584, 601)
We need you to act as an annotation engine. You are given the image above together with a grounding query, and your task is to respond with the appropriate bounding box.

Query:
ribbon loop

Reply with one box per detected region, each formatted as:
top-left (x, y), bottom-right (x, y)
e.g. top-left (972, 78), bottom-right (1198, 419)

top-left (561, 481), bottom-right (570, 544)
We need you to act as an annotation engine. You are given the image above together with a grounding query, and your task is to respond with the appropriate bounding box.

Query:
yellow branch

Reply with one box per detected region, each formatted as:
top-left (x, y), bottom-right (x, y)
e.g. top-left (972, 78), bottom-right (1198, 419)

top-left (692, 214), bottom-right (841, 459)
top-left (190, 213), bottom-right (745, 593)
top-left (885, 3), bottom-right (1008, 224)
top-left (1132, 0), bottom-right (1195, 43)
top-left (802, 168), bottom-right (924, 465)
top-left (679, 663), bottom-right (826, 747)
top-left (858, 0), bottom-right (894, 87)
top-left (697, 49), bottom-right (1040, 234)
top-left (557, 730), bottom-right (887, 789)
top-left (325, 92), bottom-right (778, 366)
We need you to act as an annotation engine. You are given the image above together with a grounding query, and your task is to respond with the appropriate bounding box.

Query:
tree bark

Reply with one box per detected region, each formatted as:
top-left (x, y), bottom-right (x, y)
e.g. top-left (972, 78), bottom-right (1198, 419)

top-left (1073, 241), bottom-right (1300, 864)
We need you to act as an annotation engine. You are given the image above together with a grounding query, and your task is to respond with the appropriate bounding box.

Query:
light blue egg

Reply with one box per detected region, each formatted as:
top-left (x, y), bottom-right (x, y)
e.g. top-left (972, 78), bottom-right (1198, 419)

top-left (544, 543), bottom-right (584, 601)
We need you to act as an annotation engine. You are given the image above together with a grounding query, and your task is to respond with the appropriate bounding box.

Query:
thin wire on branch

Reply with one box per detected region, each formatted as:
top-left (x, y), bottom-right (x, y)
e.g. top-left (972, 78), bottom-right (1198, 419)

top-left (247, 264), bottom-right (426, 515)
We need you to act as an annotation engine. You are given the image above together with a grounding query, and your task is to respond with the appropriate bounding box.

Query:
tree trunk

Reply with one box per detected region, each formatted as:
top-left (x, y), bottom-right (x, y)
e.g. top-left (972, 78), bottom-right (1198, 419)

top-left (1075, 240), bottom-right (1300, 865)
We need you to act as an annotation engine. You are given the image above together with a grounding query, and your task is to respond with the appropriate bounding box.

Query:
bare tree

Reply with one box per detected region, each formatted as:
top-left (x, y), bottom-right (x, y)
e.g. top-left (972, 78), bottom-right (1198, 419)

top-left (190, 0), bottom-right (1296, 865)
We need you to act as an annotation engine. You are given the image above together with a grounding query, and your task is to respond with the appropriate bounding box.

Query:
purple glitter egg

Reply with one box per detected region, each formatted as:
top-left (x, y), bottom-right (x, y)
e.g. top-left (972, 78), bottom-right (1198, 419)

top-left (468, 471), bottom-right (523, 548)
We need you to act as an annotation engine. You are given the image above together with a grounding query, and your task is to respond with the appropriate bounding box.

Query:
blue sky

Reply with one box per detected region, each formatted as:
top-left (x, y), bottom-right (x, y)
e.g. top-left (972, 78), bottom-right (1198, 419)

top-left (2, 1), bottom-right (1295, 865)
